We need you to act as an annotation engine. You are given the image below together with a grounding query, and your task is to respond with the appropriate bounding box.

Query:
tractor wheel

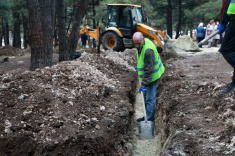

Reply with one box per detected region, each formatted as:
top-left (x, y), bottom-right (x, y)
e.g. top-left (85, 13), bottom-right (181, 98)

top-left (102, 31), bottom-right (125, 52)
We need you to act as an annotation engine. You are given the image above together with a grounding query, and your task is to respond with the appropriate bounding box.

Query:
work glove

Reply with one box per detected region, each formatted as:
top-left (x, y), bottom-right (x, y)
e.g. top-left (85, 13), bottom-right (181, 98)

top-left (139, 86), bottom-right (146, 94)
top-left (217, 23), bottom-right (226, 34)
top-left (134, 66), bottom-right (137, 72)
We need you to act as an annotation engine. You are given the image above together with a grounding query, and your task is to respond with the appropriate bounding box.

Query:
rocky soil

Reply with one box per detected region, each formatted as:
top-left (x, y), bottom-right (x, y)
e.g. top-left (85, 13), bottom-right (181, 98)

top-left (157, 48), bottom-right (235, 156)
top-left (0, 45), bottom-right (235, 156)
top-left (0, 47), bottom-right (137, 155)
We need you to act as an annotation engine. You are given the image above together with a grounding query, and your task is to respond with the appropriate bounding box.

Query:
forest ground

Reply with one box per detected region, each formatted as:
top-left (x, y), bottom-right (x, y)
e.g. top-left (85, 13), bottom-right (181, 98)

top-left (0, 44), bottom-right (235, 156)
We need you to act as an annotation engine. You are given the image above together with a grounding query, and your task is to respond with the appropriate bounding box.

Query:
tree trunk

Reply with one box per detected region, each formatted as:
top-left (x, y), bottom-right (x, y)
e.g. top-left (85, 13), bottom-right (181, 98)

top-left (3, 18), bottom-right (10, 46)
top-left (54, 12), bottom-right (58, 48)
top-left (57, 0), bottom-right (69, 61)
top-left (0, 18), bottom-right (3, 46)
top-left (66, 6), bottom-right (74, 33)
top-left (40, 0), bottom-right (55, 67)
top-left (2, 18), bottom-right (5, 46)
top-left (190, 30), bottom-right (193, 38)
top-left (28, 0), bottom-right (44, 70)
top-left (176, 0), bottom-right (182, 39)
top-left (28, 0), bottom-right (55, 71)
top-left (22, 14), bottom-right (29, 49)
top-left (13, 11), bottom-right (21, 48)
top-left (167, 0), bottom-right (172, 38)
top-left (68, 0), bottom-right (89, 59)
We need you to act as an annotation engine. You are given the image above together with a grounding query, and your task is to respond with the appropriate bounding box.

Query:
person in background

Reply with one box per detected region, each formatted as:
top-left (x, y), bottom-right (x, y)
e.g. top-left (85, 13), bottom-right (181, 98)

top-left (213, 21), bottom-right (220, 47)
top-left (196, 22), bottom-right (205, 48)
top-left (206, 22), bottom-right (211, 35)
top-left (206, 20), bottom-right (215, 48)
top-left (133, 32), bottom-right (165, 122)
top-left (81, 33), bottom-right (88, 49)
top-left (217, 0), bottom-right (235, 94)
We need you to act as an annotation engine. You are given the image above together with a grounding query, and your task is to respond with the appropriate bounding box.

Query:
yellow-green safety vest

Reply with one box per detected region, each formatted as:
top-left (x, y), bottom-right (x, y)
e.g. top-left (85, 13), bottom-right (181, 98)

top-left (136, 38), bottom-right (165, 82)
top-left (227, 0), bottom-right (235, 15)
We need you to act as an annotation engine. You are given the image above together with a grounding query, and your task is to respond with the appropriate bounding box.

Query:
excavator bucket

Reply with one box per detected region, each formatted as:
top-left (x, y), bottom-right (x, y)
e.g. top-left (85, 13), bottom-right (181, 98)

top-left (159, 31), bottom-right (177, 53)
top-left (164, 39), bottom-right (177, 53)
top-left (152, 39), bottom-right (176, 53)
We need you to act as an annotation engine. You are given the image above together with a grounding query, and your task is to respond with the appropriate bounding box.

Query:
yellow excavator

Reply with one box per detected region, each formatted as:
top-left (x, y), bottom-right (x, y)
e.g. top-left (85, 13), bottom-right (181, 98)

top-left (80, 4), bottom-right (172, 52)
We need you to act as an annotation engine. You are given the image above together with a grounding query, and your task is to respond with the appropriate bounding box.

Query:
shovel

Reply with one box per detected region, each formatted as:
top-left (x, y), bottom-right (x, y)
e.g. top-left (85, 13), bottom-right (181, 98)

top-left (198, 30), bottom-right (219, 47)
top-left (138, 90), bottom-right (154, 140)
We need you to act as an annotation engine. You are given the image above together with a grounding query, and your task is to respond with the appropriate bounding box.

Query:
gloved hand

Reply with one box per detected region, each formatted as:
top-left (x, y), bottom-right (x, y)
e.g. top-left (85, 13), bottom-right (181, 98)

top-left (139, 86), bottom-right (146, 94)
top-left (217, 23), bottom-right (226, 34)
top-left (134, 66), bottom-right (137, 72)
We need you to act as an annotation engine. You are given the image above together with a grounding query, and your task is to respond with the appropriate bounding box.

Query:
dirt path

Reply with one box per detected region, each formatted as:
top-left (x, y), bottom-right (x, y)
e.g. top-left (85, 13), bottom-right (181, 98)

top-left (0, 54), bottom-right (59, 74)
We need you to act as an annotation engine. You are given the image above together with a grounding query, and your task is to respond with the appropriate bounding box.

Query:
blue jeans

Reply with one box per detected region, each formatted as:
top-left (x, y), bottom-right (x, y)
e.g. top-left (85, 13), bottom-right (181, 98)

top-left (143, 81), bottom-right (158, 121)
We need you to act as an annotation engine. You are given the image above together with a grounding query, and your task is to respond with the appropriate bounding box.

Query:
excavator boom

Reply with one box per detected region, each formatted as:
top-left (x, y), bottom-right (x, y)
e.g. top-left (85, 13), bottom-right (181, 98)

top-left (136, 23), bottom-right (170, 51)
top-left (79, 26), bottom-right (100, 41)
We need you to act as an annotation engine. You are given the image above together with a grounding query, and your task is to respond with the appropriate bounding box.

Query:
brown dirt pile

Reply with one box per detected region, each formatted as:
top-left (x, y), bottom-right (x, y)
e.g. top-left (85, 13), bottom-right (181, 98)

top-left (0, 49), bottom-right (137, 155)
top-left (0, 45), bottom-right (25, 56)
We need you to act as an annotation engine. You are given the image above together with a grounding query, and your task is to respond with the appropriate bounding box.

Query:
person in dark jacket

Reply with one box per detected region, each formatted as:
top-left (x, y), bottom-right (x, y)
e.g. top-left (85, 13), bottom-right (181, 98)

top-left (81, 34), bottom-right (88, 49)
top-left (217, 0), bottom-right (235, 94)
top-left (196, 22), bottom-right (206, 48)
top-left (133, 32), bottom-right (165, 122)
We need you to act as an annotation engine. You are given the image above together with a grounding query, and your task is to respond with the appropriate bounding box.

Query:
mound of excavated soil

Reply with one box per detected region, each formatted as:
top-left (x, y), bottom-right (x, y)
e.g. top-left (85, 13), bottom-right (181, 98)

top-left (0, 49), bottom-right (138, 155)
top-left (0, 45), bottom-right (24, 56)
top-left (172, 35), bottom-right (200, 52)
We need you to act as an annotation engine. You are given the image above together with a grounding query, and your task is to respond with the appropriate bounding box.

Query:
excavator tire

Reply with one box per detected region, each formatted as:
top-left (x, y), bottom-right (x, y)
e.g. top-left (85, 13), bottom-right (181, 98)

top-left (102, 31), bottom-right (125, 52)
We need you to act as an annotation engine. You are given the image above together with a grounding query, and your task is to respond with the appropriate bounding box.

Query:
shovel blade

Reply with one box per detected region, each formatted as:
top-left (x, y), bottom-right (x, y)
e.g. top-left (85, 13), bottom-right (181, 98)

top-left (138, 121), bottom-right (154, 140)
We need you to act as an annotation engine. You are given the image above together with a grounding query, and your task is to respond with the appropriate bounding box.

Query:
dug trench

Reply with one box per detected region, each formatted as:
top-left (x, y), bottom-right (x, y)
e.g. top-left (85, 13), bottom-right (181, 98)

top-left (0, 46), bottom-right (235, 155)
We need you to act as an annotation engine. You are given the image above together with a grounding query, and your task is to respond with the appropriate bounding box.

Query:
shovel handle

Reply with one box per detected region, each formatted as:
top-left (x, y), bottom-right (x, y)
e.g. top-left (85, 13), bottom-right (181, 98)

top-left (198, 30), bottom-right (219, 47)
top-left (139, 80), bottom-right (148, 122)
top-left (140, 91), bottom-right (148, 122)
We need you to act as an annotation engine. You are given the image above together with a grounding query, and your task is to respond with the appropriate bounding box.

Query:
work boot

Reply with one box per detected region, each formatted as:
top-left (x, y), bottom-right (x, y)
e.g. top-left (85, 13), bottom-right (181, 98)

top-left (220, 83), bottom-right (235, 94)
top-left (136, 117), bottom-right (145, 122)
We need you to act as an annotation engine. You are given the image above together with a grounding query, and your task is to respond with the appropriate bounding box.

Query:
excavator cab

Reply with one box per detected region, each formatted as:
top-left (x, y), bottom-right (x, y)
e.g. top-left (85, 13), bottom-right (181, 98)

top-left (105, 4), bottom-right (146, 36)
top-left (101, 4), bottom-right (147, 51)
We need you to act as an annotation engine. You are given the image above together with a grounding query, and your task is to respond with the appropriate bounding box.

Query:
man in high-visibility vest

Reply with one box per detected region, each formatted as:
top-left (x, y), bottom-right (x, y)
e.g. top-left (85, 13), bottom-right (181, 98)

top-left (133, 32), bottom-right (165, 122)
top-left (217, 0), bottom-right (235, 94)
